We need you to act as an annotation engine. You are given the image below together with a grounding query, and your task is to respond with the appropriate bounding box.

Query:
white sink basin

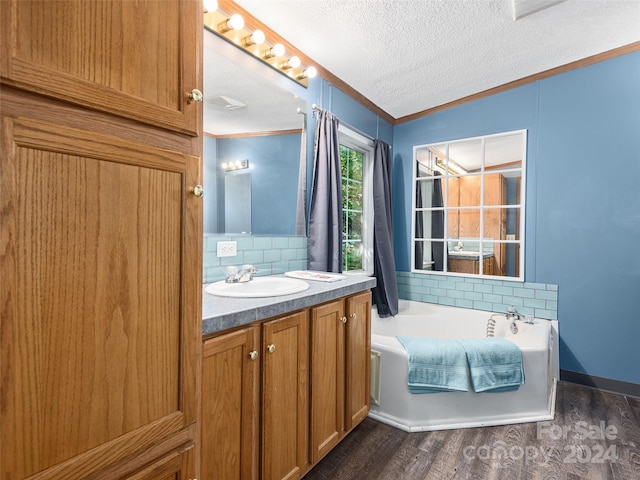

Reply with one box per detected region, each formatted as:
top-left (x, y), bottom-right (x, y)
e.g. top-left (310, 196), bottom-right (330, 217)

top-left (205, 277), bottom-right (310, 298)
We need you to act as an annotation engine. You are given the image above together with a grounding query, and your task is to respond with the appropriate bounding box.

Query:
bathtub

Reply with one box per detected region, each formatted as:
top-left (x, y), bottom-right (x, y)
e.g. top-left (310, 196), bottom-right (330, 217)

top-left (369, 300), bottom-right (557, 432)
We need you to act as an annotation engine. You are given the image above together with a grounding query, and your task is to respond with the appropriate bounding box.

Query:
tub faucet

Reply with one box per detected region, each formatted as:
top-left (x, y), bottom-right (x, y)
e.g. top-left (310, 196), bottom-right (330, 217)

top-left (506, 305), bottom-right (523, 321)
top-left (225, 264), bottom-right (257, 283)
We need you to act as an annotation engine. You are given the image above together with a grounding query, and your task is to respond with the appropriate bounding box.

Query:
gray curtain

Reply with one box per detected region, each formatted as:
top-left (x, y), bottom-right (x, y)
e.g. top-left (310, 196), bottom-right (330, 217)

top-left (295, 111), bottom-right (308, 236)
top-left (307, 109), bottom-right (343, 272)
top-left (372, 140), bottom-right (398, 317)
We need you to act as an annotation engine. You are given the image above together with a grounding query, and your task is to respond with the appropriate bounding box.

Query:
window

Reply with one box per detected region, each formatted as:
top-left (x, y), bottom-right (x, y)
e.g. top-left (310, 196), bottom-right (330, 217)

top-left (412, 130), bottom-right (526, 280)
top-left (339, 126), bottom-right (374, 275)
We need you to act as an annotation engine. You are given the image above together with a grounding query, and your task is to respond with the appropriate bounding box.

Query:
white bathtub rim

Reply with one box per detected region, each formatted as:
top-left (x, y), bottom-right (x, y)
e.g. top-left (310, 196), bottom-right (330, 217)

top-left (369, 379), bottom-right (558, 433)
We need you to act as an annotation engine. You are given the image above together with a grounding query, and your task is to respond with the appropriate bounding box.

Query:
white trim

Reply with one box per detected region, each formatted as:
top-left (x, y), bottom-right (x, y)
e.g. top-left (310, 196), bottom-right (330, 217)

top-left (339, 125), bottom-right (374, 276)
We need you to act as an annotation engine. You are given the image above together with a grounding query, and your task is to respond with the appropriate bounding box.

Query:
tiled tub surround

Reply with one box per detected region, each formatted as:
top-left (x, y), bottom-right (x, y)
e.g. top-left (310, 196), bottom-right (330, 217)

top-left (202, 274), bottom-right (376, 336)
top-left (397, 272), bottom-right (558, 320)
top-left (203, 235), bottom-right (307, 284)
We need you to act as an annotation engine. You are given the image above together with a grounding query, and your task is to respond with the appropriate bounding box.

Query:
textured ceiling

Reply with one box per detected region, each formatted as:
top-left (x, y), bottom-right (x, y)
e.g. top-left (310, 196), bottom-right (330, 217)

top-left (234, 0), bottom-right (640, 120)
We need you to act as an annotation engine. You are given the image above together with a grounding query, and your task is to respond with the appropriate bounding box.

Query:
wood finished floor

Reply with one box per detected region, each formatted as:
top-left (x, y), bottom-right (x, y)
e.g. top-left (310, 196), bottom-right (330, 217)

top-left (304, 382), bottom-right (640, 480)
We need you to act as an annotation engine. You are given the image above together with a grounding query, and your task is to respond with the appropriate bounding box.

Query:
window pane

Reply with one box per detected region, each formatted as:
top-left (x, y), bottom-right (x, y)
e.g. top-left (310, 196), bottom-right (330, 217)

top-left (415, 240), bottom-right (444, 271)
top-left (341, 143), bottom-right (366, 272)
top-left (343, 240), bottom-right (363, 271)
top-left (484, 173), bottom-right (505, 207)
top-left (485, 132), bottom-right (524, 170)
top-left (457, 175), bottom-right (481, 207)
top-left (483, 240), bottom-right (520, 278)
top-left (457, 208), bottom-right (480, 238)
top-left (448, 138), bottom-right (482, 173)
top-left (415, 210), bottom-right (444, 240)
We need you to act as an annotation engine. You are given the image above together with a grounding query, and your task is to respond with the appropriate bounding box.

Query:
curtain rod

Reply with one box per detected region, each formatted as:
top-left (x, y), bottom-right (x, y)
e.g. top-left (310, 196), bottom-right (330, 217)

top-left (311, 104), bottom-right (376, 143)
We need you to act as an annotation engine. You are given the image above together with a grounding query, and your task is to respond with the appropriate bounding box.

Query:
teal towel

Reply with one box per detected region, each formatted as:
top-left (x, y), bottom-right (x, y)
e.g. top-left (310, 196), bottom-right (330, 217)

top-left (457, 338), bottom-right (525, 393)
top-left (397, 336), bottom-right (469, 393)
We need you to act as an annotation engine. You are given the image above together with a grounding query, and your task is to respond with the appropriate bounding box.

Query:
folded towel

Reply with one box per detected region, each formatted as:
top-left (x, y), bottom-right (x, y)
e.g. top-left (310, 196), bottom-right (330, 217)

top-left (457, 338), bottom-right (525, 393)
top-left (397, 336), bottom-right (469, 393)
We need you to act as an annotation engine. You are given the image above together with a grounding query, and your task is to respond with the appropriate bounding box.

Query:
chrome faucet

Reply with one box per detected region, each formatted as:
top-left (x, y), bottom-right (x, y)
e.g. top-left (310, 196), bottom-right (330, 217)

top-left (506, 305), bottom-right (523, 321)
top-left (226, 264), bottom-right (257, 283)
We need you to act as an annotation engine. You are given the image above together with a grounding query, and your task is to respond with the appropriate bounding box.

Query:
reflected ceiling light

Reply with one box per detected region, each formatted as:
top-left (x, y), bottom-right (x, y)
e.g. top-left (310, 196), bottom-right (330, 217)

top-left (218, 13), bottom-right (244, 33)
top-left (203, 0), bottom-right (218, 13)
top-left (221, 159), bottom-right (249, 171)
top-left (242, 29), bottom-right (265, 47)
top-left (263, 43), bottom-right (285, 59)
top-left (297, 66), bottom-right (317, 80)
top-left (281, 55), bottom-right (301, 70)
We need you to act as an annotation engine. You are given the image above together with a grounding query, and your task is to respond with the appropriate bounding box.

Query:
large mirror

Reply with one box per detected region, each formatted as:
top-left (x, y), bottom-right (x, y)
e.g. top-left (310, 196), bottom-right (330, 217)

top-left (203, 30), bottom-right (307, 235)
top-left (412, 130), bottom-right (526, 280)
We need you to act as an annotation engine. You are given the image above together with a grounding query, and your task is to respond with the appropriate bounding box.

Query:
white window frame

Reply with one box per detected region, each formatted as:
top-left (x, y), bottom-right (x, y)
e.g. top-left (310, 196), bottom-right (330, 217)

top-left (339, 124), bottom-right (374, 276)
top-left (411, 129), bottom-right (527, 281)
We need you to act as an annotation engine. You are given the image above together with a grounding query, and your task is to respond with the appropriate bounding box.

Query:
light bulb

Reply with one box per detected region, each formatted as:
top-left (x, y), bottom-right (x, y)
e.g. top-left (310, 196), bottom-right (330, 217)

top-left (264, 43), bottom-right (285, 59)
top-left (218, 13), bottom-right (244, 33)
top-left (203, 0), bottom-right (218, 12)
top-left (297, 66), bottom-right (318, 80)
top-left (243, 29), bottom-right (265, 47)
top-left (228, 14), bottom-right (244, 30)
top-left (288, 56), bottom-right (301, 69)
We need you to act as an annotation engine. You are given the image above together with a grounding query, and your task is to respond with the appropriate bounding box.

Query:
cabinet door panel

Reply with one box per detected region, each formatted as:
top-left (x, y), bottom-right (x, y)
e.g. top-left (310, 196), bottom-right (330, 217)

top-left (0, 116), bottom-right (200, 479)
top-left (262, 312), bottom-right (309, 480)
top-left (0, 0), bottom-right (200, 135)
top-left (123, 443), bottom-right (195, 480)
top-left (345, 292), bottom-right (372, 430)
top-left (310, 300), bottom-right (345, 463)
top-left (202, 327), bottom-right (260, 480)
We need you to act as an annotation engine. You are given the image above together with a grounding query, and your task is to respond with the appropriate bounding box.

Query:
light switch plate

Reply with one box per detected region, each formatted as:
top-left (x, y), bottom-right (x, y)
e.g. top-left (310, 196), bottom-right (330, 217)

top-left (217, 241), bottom-right (237, 257)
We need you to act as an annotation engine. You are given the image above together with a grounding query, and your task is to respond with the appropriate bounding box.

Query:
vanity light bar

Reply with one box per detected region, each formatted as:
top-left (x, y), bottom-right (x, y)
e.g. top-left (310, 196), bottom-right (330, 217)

top-left (203, 3), bottom-right (317, 87)
top-left (221, 159), bottom-right (249, 171)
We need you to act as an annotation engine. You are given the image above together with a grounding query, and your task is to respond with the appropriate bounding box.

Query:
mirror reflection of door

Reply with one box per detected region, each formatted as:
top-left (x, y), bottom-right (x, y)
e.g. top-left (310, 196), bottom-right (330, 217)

top-left (224, 173), bottom-right (251, 234)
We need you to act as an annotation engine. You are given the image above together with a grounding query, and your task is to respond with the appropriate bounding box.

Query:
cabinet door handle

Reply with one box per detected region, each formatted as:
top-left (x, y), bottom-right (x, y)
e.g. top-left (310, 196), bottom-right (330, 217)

top-left (267, 344), bottom-right (276, 353)
top-left (188, 88), bottom-right (203, 103)
top-left (191, 185), bottom-right (204, 197)
top-left (350, 313), bottom-right (357, 320)
top-left (249, 350), bottom-right (258, 360)
top-left (341, 316), bottom-right (347, 324)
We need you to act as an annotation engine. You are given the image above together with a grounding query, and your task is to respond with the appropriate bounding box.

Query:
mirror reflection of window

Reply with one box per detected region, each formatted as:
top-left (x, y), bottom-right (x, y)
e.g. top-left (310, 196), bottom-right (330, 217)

top-left (412, 130), bottom-right (526, 280)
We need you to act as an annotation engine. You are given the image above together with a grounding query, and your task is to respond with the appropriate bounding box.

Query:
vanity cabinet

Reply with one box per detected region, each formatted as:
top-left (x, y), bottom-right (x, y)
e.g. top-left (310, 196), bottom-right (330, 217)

top-left (1, 1), bottom-right (202, 479)
top-left (310, 291), bottom-right (371, 463)
top-left (449, 255), bottom-right (495, 275)
top-left (201, 311), bottom-right (309, 480)
top-left (201, 291), bottom-right (371, 480)
top-left (202, 327), bottom-right (260, 480)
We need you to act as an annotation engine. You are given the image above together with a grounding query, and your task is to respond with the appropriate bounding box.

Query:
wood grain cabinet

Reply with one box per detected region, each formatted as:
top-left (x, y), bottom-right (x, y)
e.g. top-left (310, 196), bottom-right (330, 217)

top-left (0, 1), bottom-right (202, 479)
top-left (201, 311), bottom-right (309, 480)
top-left (310, 291), bottom-right (371, 463)
top-left (201, 291), bottom-right (371, 480)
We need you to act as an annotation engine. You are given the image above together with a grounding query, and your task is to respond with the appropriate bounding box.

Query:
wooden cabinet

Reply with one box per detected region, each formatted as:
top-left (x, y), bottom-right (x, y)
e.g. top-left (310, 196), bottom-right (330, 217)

top-left (202, 327), bottom-right (260, 480)
top-left (262, 311), bottom-right (309, 480)
top-left (449, 255), bottom-right (495, 275)
top-left (0, 1), bottom-right (202, 479)
top-left (344, 292), bottom-right (372, 430)
top-left (201, 292), bottom-right (371, 480)
top-left (310, 290), bottom-right (371, 464)
top-left (201, 311), bottom-right (309, 480)
top-left (0, 0), bottom-right (200, 135)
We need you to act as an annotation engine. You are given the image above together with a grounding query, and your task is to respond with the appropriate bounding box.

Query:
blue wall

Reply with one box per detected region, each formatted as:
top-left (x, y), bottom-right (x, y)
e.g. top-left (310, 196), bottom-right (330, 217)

top-left (393, 51), bottom-right (640, 385)
top-left (215, 134), bottom-right (300, 235)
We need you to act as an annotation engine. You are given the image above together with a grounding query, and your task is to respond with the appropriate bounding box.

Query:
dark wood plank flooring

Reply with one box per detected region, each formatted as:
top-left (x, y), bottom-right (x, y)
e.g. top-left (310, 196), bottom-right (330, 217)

top-left (304, 382), bottom-right (640, 480)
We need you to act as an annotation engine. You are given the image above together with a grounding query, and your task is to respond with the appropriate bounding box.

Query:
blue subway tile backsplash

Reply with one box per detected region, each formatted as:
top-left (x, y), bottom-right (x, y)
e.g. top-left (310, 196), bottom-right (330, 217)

top-left (203, 235), bottom-right (308, 283)
top-left (202, 237), bottom-right (559, 321)
top-left (396, 272), bottom-right (558, 320)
